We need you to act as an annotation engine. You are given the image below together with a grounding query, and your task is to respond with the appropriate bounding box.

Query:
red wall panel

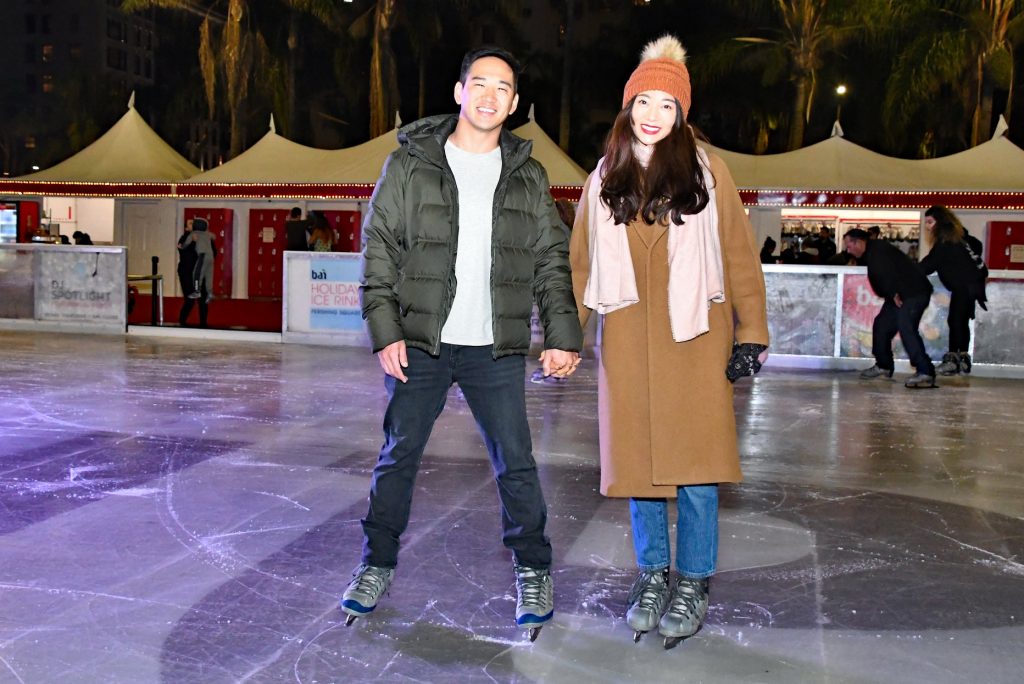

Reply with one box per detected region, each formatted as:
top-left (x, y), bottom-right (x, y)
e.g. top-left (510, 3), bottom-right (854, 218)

top-left (248, 208), bottom-right (289, 298)
top-left (986, 221), bottom-right (1024, 270)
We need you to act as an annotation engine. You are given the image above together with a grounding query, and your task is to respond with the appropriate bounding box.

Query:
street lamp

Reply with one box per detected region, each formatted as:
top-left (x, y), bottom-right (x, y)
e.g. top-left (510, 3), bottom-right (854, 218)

top-left (835, 84), bottom-right (848, 123)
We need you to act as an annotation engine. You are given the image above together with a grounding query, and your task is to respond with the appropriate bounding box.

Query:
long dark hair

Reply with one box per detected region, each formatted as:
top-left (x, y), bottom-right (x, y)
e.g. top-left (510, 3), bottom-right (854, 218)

top-left (599, 98), bottom-right (710, 225)
top-left (924, 205), bottom-right (965, 244)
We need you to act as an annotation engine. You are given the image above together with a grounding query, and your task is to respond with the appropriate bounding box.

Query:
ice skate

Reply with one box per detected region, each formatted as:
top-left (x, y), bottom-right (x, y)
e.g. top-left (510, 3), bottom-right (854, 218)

top-left (625, 568), bottom-right (670, 643)
top-left (904, 373), bottom-right (937, 389)
top-left (859, 364), bottom-right (893, 379)
top-left (340, 564), bottom-right (394, 626)
top-left (659, 577), bottom-right (709, 649)
top-left (959, 352), bottom-right (972, 374)
top-left (514, 564), bottom-right (553, 642)
top-left (937, 352), bottom-right (960, 376)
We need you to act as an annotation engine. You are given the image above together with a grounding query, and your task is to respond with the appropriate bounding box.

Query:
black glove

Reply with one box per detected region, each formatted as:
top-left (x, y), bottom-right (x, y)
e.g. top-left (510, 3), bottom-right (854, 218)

top-left (726, 342), bottom-right (768, 383)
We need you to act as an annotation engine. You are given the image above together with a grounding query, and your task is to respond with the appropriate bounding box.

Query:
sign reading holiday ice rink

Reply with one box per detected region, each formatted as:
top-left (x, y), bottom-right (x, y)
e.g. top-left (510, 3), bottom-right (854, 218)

top-left (283, 252), bottom-right (367, 344)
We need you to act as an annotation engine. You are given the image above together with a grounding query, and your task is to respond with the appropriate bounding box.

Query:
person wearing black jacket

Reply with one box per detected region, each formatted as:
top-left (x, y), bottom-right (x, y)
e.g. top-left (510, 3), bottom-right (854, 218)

top-left (920, 206), bottom-right (989, 375)
top-left (844, 228), bottom-right (937, 388)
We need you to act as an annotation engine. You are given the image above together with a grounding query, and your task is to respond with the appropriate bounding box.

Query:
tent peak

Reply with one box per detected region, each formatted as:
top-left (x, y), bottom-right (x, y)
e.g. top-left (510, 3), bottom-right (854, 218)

top-left (128, 91), bottom-right (135, 110)
top-left (395, 111), bottom-right (401, 129)
top-left (527, 104), bottom-right (535, 122)
top-left (831, 120), bottom-right (844, 138)
top-left (993, 115), bottom-right (1009, 140)
top-left (269, 114), bottom-right (276, 134)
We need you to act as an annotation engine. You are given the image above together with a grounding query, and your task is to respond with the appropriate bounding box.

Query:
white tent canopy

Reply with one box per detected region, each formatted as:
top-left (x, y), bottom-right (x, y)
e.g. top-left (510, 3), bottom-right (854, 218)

top-left (708, 120), bottom-right (1024, 193)
top-left (182, 109), bottom-right (589, 188)
top-left (17, 94), bottom-right (198, 183)
top-left (511, 106), bottom-right (588, 186)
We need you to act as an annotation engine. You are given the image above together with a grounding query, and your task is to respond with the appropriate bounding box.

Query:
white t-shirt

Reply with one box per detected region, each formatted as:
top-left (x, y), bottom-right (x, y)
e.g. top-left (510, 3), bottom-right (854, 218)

top-left (440, 140), bottom-right (502, 346)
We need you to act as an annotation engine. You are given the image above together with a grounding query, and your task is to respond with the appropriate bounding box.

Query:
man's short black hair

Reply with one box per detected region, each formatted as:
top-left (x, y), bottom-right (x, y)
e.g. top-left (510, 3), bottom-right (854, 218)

top-left (844, 228), bottom-right (871, 242)
top-left (459, 45), bottom-right (521, 91)
top-left (290, 207), bottom-right (301, 218)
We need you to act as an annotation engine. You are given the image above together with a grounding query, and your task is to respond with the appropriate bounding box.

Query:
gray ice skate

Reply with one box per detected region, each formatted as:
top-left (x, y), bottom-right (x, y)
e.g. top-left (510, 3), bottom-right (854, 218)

top-left (659, 576), bottom-right (709, 649)
top-left (340, 564), bottom-right (394, 626)
top-left (625, 568), bottom-right (670, 643)
top-left (514, 564), bottom-right (553, 642)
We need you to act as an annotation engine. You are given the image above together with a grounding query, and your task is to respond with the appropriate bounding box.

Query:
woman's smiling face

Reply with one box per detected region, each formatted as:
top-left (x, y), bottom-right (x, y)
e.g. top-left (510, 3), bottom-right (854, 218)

top-left (630, 90), bottom-right (677, 146)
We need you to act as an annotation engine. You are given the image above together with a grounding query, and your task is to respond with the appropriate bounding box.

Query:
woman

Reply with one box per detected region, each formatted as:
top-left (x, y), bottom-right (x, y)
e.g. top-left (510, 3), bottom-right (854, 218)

top-left (179, 217), bottom-right (216, 328)
top-left (569, 35), bottom-right (769, 648)
top-left (919, 205), bottom-right (988, 375)
top-left (308, 212), bottom-right (334, 252)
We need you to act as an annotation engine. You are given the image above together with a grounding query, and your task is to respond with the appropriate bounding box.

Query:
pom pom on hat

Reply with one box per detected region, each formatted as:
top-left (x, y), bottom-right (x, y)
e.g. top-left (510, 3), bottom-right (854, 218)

top-left (622, 35), bottom-right (691, 118)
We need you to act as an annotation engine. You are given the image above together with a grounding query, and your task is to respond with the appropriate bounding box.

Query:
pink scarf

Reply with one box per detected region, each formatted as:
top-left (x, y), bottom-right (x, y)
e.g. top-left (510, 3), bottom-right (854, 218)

top-left (582, 149), bottom-right (725, 342)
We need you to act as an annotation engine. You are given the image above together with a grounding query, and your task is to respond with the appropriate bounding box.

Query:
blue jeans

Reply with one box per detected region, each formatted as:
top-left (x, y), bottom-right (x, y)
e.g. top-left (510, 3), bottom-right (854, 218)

top-left (629, 485), bottom-right (718, 579)
top-left (361, 344), bottom-right (552, 569)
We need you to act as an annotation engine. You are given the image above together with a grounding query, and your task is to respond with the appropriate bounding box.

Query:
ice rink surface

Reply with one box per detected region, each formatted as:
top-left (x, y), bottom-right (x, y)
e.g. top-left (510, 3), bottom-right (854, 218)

top-left (0, 330), bottom-right (1021, 683)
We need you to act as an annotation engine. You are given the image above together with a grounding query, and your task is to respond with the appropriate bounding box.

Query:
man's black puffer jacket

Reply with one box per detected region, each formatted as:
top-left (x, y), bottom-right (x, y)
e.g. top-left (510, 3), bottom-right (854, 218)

top-left (360, 114), bottom-right (583, 358)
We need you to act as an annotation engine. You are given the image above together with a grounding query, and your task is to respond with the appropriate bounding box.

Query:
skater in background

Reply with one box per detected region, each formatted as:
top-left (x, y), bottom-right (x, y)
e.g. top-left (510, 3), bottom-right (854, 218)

top-left (918, 205), bottom-right (988, 375)
top-left (844, 227), bottom-right (936, 388)
top-left (178, 217), bottom-right (216, 328)
top-left (176, 218), bottom-right (197, 301)
top-left (308, 211), bottom-right (334, 252)
top-left (569, 34), bottom-right (769, 647)
top-left (344, 45), bottom-right (583, 640)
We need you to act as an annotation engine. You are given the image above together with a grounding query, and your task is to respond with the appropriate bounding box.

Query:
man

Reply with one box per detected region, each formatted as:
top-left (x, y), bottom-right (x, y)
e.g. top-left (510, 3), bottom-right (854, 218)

top-left (844, 228), bottom-right (936, 388)
top-left (178, 217), bottom-right (216, 328)
top-left (284, 207), bottom-right (310, 251)
top-left (343, 46), bottom-right (583, 640)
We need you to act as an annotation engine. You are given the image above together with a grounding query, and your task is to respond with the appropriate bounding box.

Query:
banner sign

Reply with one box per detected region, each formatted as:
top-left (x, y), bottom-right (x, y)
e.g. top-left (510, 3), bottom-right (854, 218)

top-left (34, 250), bottom-right (125, 324)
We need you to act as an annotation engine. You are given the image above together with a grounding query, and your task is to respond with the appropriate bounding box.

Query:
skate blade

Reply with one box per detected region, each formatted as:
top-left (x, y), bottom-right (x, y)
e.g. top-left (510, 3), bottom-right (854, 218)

top-left (344, 614), bottom-right (357, 627)
top-left (663, 635), bottom-right (686, 649)
top-left (528, 626), bottom-right (542, 642)
top-left (632, 630), bottom-right (644, 643)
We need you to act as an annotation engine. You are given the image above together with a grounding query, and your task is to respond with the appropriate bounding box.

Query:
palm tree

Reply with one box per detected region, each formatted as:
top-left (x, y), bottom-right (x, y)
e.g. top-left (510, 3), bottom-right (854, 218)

top-left (707, 0), bottom-right (891, 150)
top-left (884, 0), bottom-right (1024, 149)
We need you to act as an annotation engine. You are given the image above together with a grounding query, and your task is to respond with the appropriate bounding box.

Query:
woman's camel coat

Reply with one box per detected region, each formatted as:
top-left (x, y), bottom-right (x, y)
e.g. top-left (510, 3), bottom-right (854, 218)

top-left (569, 153), bottom-right (769, 498)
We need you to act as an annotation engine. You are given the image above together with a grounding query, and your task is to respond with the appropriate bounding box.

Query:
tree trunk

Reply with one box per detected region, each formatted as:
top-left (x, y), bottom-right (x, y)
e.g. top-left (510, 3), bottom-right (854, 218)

top-left (558, 0), bottom-right (575, 152)
top-left (787, 74), bottom-right (809, 150)
top-left (286, 9), bottom-right (299, 139)
top-left (418, 57), bottom-right (426, 120)
top-left (370, 0), bottom-right (397, 137)
top-left (970, 56), bottom-right (985, 146)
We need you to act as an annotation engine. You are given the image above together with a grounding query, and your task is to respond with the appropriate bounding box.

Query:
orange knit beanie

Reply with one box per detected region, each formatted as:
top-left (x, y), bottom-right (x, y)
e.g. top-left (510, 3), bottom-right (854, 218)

top-left (621, 35), bottom-right (691, 119)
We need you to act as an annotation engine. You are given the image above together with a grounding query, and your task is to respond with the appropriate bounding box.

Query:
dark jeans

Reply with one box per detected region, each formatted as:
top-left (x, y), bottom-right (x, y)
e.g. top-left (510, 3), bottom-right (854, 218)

top-left (361, 344), bottom-right (552, 570)
top-left (872, 294), bottom-right (935, 375)
top-left (947, 289), bottom-right (976, 353)
top-left (178, 281), bottom-right (209, 327)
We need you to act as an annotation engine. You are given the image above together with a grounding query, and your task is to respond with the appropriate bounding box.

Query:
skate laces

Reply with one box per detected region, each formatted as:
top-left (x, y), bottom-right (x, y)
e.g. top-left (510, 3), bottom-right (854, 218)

top-left (348, 564), bottom-right (392, 599)
top-left (628, 570), bottom-right (668, 611)
top-left (515, 565), bottom-right (551, 609)
top-left (665, 578), bottom-right (707, 619)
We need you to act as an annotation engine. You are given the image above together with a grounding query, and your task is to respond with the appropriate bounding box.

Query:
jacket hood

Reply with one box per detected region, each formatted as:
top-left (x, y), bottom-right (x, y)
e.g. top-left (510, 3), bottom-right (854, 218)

top-left (397, 114), bottom-right (533, 170)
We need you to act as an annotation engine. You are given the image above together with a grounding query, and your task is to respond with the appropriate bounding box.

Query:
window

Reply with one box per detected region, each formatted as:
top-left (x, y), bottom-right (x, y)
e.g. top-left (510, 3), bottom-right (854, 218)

top-left (107, 47), bottom-right (126, 70)
top-left (41, 44), bottom-right (53, 63)
top-left (41, 74), bottom-right (53, 93)
top-left (24, 136), bottom-right (36, 150)
top-left (25, 14), bottom-right (36, 34)
top-left (134, 54), bottom-right (141, 75)
top-left (107, 19), bottom-right (123, 40)
top-left (144, 58), bottom-right (152, 78)
top-left (41, 14), bottom-right (50, 34)
top-left (25, 74), bottom-right (36, 94)
top-left (25, 43), bottom-right (35, 63)
top-left (69, 44), bottom-right (81, 61)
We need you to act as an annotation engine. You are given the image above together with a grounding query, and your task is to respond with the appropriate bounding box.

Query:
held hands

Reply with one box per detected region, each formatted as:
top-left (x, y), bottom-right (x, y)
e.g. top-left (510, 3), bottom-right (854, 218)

top-left (377, 340), bottom-right (409, 383)
top-left (725, 342), bottom-right (769, 383)
top-left (539, 349), bottom-right (581, 379)
top-left (893, 293), bottom-right (903, 308)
